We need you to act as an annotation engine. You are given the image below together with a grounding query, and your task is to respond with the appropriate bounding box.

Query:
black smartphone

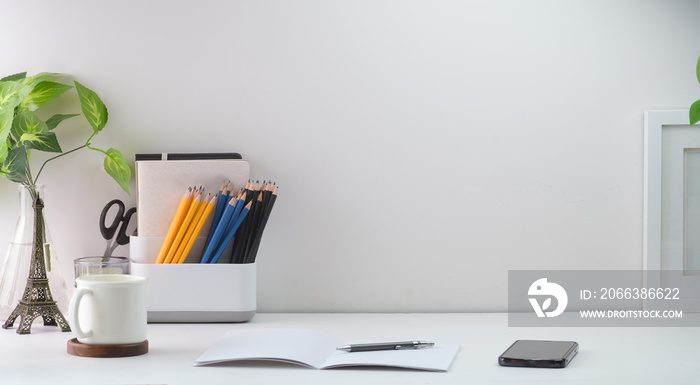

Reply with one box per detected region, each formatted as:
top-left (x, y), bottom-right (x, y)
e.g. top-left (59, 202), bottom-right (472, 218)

top-left (498, 340), bottom-right (578, 368)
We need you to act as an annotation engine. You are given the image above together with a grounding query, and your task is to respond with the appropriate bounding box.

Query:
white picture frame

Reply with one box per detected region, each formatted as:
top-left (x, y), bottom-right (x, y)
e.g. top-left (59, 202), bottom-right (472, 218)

top-left (644, 110), bottom-right (700, 312)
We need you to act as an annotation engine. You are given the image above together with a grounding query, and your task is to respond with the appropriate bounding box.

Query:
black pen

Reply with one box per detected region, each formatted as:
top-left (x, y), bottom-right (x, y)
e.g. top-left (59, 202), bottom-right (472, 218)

top-left (336, 341), bottom-right (434, 352)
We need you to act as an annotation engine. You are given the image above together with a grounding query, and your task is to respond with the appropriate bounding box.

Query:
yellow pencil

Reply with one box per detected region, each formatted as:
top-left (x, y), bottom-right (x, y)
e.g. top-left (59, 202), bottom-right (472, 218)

top-left (155, 187), bottom-right (193, 264)
top-left (163, 191), bottom-right (202, 264)
top-left (172, 193), bottom-right (211, 264)
top-left (176, 194), bottom-right (217, 264)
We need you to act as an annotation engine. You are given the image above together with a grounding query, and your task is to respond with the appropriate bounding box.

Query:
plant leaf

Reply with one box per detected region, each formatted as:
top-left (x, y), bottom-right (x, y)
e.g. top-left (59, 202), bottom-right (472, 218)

top-left (11, 111), bottom-right (49, 141)
top-left (45, 113), bottom-right (78, 130)
top-left (696, 55), bottom-right (700, 85)
top-left (0, 135), bottom-right (9, 164)
top-left (75, 81), bottom-right (108, 133)
top-left (0, 72), bottom-right (27, 82)
top-left (10, 111), bottom-right (60, 152)
top-left (20, 72), bottom-right (53, 87)
top-left (18, 81), bottom-right (73, 112)
top-left (1, 145), bottom-right (28, 184)
top-left (690, 99), bottom-right (700, 125)
top-left (24, 132), bottom-right (61, 153)
top-left (0, 82), bottom-right (32, 154)
top-left (103, 148), bottom-right (131, 195)
top-left (0, 81), bottom-right (32, 113)
top-left (0, 110), bottom-right (13, 162)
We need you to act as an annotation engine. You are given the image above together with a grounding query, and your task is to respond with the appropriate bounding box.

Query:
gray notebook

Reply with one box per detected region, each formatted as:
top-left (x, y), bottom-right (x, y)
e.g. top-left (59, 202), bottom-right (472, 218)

top-left (135, 158), bottom-right (249, 239)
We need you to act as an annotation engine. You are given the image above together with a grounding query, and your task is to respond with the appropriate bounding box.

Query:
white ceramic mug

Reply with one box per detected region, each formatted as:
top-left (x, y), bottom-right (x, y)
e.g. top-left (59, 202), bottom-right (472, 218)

top-left (69, 274), bottom-right (148, 345)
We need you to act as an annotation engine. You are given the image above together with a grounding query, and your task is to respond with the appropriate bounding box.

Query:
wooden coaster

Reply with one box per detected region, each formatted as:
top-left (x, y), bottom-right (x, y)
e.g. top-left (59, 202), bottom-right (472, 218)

top-left (67, 338), bottom-right (148, 358)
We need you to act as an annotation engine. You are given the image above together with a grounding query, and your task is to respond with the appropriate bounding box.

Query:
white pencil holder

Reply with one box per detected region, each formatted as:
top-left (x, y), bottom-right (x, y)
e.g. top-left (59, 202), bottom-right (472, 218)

top-left (129, 235), bottom-right (256, 323)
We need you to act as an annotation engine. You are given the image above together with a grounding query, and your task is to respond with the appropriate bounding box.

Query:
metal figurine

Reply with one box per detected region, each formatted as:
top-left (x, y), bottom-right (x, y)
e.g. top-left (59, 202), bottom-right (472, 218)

top-left (2, 196), bottom-right (70, 334)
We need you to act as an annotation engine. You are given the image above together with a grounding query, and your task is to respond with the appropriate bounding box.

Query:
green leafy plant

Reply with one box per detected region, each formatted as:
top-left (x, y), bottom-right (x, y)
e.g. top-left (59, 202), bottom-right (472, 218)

top-left (0, 72), bottom-right (131, 199)
top-left (690, 56), bottom-right (700, 125)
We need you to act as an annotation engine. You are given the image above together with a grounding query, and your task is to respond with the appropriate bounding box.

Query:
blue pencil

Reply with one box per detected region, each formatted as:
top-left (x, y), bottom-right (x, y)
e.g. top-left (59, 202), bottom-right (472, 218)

top-left (207, 196), bottom-right (246, 263)
top-left (203, 182), bottom-right (228, 252)
top-left (223, 192), bottom-right (246, 233)
top-left (210, 201), bottom-right (251, 264)
top-left (200, 196), bottom-right (237, 263)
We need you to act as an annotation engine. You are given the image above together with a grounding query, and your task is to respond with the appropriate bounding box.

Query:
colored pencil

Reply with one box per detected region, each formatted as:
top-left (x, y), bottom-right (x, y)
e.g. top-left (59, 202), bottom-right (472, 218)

top-left (172, 193), bottom-right (210, 263)
top-left (230, 181), bottom-right (278, 264)
top-left (163, 191), bottom-right (202, 263)
top-left (203, 182), bottom-right (228, 252)
top-left (176, 194), bottom-right (217, 264)
top-left (157, 180), bottom-right (277, 264)
top-left (155, 187), bottom-right (192, 264)
top-left (200, 195), bottom-right (238, 263)
top-left (245, 184), bottom-right (277, 263)
top-left (210, 200), bottom-right (252, 264)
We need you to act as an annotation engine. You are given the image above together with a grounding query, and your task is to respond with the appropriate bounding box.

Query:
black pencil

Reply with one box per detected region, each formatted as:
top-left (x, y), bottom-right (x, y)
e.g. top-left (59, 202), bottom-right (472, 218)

top-left (245, 185), bottom-right (277, 263)
top-left (228, 180), bottom-right (277, 263)
top-left (231, 181), bottom-right (256, 263)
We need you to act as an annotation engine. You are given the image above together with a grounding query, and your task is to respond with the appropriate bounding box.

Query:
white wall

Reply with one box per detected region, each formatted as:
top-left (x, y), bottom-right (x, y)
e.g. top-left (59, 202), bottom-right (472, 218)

top-left (1, 0), bottom-right (699, 312)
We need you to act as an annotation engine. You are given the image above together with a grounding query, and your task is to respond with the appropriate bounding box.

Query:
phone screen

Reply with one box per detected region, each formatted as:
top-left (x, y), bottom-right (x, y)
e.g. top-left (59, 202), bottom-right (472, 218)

top-left (498, 340), bottom-right (578, 368)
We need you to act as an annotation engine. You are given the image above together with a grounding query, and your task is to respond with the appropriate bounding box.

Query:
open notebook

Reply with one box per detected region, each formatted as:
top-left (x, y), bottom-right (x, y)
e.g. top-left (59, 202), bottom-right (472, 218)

top-left (194, 328), bottom-right (459, 372)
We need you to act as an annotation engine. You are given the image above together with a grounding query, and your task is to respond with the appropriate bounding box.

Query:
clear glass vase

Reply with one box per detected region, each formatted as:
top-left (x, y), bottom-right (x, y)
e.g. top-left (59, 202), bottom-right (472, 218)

top-left (0, 185), bottom-right (71, 322)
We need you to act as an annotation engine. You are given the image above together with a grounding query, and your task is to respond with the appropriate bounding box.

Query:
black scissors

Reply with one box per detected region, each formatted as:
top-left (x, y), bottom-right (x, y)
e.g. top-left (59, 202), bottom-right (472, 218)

top-left (100, 199), bottom-right (137, 258)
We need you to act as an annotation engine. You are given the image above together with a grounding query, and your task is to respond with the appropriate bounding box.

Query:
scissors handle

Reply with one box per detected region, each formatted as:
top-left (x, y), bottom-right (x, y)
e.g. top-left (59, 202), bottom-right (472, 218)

top-left (115, 207), bottom-right (137, 245)
top-left (100, 199), bottom-right (125, 240)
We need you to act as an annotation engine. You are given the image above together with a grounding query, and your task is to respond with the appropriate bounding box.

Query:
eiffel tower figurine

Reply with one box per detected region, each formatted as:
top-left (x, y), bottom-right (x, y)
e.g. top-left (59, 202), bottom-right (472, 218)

top-left (2, 195), bottom-right (70, 334)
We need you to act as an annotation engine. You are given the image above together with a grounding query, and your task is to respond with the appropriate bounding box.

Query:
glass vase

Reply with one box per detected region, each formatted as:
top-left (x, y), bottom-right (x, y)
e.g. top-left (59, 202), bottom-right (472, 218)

top-left (0, 185), bottom-right (71, 322)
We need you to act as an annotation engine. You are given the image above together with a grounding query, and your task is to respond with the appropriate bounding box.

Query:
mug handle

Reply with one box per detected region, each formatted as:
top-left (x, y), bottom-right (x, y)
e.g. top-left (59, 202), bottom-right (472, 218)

top-left (69, 288), bottom-right (93, 339)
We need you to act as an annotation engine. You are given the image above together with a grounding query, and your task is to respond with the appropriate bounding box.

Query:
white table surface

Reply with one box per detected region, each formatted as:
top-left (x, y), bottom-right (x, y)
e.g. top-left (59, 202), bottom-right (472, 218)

top-left (1, 313), bottom-right (697, 385)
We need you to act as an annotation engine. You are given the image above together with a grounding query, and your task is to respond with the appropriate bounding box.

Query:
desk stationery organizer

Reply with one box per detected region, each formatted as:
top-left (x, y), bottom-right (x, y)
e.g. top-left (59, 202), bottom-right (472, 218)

top-left (130, 236), bottom-right (256, 323)
top-left (130, 154), bottom-right (255, 322)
